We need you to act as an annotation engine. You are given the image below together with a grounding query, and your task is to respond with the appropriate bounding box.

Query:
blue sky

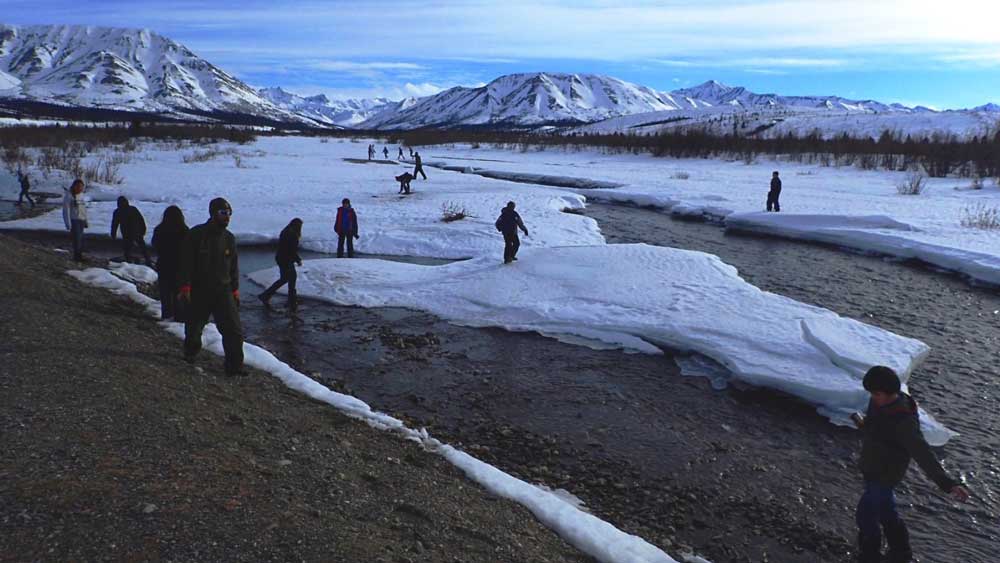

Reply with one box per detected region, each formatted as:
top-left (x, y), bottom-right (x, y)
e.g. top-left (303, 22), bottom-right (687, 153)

top-left (5, 0), bottom-right (1000, 108)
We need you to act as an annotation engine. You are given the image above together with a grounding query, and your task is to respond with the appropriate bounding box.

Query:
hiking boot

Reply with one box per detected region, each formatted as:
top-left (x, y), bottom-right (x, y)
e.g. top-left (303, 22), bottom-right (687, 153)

top-left (258, 293), bottom-right (271, 305)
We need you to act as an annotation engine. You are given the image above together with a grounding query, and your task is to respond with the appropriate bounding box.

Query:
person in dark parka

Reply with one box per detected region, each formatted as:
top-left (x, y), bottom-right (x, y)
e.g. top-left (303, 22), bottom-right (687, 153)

top-left (259, 218), bottom-right (304, 309)
top-left (495, 201), bottom-right (529, 264)
top-left (111, 196), bottom-right (152, 264)
top-left (413, 152), bottom-right (427, 180)
top-left (383, 146), bottom-right (389, 159)
top-left (178, 197), bottom-right (245, 376)
top-left (395, 172), bottom-right (413, 194)
top-left (151, 205), bottom-right (189, 321)
top-left (766, 170), bottom-right (782, 212)
top-left (854, 366), bottom-right (969, 563)
top-left (16, 169), bottom-right (35, 207)
top-left (334, 198), bottom-right (359, 258)
top-left (398, 146), bottom-right (404, 160)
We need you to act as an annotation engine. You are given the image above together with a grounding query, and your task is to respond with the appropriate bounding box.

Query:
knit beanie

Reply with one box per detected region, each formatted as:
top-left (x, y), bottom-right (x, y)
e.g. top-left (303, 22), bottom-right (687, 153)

top-left (863, 366), bottom-right (901, 394)
top-left (209, 197), bottom-right (231, 216)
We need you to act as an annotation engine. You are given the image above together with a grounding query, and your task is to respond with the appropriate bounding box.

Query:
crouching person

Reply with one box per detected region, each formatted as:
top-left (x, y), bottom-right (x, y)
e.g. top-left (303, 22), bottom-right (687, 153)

top-left (178, 197), bottom-right (246, 377)
top-left (855, 366), bottom-right (969, 563)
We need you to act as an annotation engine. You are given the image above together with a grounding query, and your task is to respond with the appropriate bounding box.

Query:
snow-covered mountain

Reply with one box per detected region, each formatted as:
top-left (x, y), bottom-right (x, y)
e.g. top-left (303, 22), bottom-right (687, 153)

top-left (360, 72), bottom-right (689, 129)
top-left (671, 80), bottom-right (908, 113)
top-left (258, 87), bottom-right (392, 127)
top-left (0, 24), bottom-right (316, 125)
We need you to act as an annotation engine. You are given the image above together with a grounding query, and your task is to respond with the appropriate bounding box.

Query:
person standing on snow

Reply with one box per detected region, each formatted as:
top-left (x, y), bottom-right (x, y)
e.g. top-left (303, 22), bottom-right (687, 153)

top-left (62, 179), bottom-right (88, 262)
top-left (111, 196), bottom-right (152, 265)
top-left (382, 146), bottom-right (389, 159)
top-left (334, 198), bottom-right (359, 258)
top-left (178, 197), bottom-right (246, 377)
top-left (151, 205), bottom-right (189, 321)
top-left (258, 218), bottom-right (304, 309)
top-left (413, 151), bottom-right (427, 180)
top-left (852, 366), bottom-right (969, 563)
top-left (16, 169), bottom-right (35, 207)
top-left (398, 146), bottom-right (404, 160)
top-left (495, 201), bottom-right (529, 264)
top-left (766, 170), bottom-right (782, 212)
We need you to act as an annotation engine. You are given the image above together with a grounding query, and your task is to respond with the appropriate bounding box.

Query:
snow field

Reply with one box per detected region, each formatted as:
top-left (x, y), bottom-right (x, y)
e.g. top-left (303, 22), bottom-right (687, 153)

top-left (0, 137), bottom-right (603, 259)
top-left (419, 144), bottom-right (1000, 285)
top-left (68, 263), bottom-right (685, 563)
top-left (247, 244), bottom-right (953, 445)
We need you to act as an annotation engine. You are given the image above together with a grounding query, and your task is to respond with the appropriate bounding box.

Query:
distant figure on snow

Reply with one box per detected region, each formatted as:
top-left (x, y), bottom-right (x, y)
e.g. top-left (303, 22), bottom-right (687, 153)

top-left (367, 144), bottom-right (374, 161)
top-left (766, 170), bottom-right (781, 212)
top-left (178, 197), bottom-right (246, 376)
top-left (413, 151), bottom-right (427, 180)
top-left (495, 201), bottom-right (529, 264)
top-left (151, 205), bottom-right (189, 321)
top-left (398, 146), bottom-right (404, 160)
top-left (334, 198), bottom-right (359, 258)
top-left (62, 179), bottom-right (88, 262)
top-left (408, 146), bottom-right (414, 158)
top-left (111, 196), bottom-right (152, 265)
top-left (16, 168), bottom-right (34, 207)
top-left (259, 218), bottom-right (304, 309)
top-left (395, 172), bottom-right (413, 194)
top-left (852, 366), bottom-right (969, 563)
top-left (383, 146), bottom-right (389, 159)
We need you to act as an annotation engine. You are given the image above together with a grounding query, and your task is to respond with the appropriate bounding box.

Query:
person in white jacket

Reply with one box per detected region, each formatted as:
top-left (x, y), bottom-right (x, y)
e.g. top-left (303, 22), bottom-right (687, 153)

top-left (62, 179), bottom-right (88, 261)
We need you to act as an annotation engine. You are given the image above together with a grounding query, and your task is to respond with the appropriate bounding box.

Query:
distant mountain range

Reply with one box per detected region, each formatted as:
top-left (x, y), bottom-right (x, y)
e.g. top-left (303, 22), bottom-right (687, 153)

top-left (1, 23), bottom-right (997, 133)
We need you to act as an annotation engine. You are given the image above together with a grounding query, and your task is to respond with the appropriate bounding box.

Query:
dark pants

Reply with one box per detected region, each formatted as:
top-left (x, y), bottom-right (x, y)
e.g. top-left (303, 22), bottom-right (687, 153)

top-left (766, 189), bottom-right (781, 212)
top-left (157, 269), bottom-right (183, 321)
top-left (856, 481), bottom-right (911, 563)
top-left (414, 165), bottom-right (427, 180)
top-left (503, 231), bottom-right (520, 263)
top-left (70, 220), bottom-right (85, 261)
top-left (184, 287), bottom-right (244, 373)
top-left (17, 189), bottom-right (35, 206)
top-left (398, 180), bottom-right (411, 194)
top-left (121, 235), bottom-right (151, 264)
top-left (260, 262), bottom-right (297, 303)
top-left (337, 235), bottom-right (354, 258)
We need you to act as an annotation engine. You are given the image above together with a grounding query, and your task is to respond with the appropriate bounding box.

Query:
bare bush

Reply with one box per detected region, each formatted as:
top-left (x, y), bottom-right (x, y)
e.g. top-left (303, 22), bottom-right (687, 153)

top-left (960, 203), bottom-right (1000, 230)
top-left (970, 175), bottom-right (984, 190)
top-left (896, 172), bottom-right (927, 195)
top-left (671, 171), bottom-right (691, 180)
top-left (183, 147), bottom-right (226, 163)
top-left (440, 201), bottom-right (474, 222)
top-left (82, 158), bottom-right (123, 184)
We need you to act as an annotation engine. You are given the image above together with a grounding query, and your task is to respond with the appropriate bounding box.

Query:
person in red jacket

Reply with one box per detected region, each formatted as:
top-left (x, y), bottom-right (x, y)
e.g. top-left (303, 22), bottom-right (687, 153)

top-left (334, 198), bottom-right (359, 258)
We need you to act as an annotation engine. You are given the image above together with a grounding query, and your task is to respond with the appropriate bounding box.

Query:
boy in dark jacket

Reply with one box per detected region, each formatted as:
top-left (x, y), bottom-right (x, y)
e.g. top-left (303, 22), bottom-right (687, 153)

top-left (111, 196), bottom-right (151, 265)
top-left (334, 198), bottom-right (359, 258)
top-left (178, 197), bottom-right (245, 376)
top-left (259, 218), bottom-right (303, 308)
top-left (854, 366), bottom-right (969, 563)
top-left (16, 169), bottom-right (35, 207)
top-left (495, 201), bottom-right (529, 264)
top-left (766, 171), bottom-right (781, 212)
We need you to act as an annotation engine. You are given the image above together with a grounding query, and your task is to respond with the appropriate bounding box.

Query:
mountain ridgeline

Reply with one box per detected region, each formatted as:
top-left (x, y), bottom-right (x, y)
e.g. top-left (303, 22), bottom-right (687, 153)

top-left (1, 23), bottom-right (998, 134)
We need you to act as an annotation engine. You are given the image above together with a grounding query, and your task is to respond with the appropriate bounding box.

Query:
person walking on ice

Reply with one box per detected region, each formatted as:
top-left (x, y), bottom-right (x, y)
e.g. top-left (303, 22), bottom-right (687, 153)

top-left (413, 151), bottom-right (427, 180)
top-left (111, 196), bottom-right (152, 265)
top-left (853, 366), bottom-right (969, 563)
top-left (334, 198), bottom-right (359, 258)
top-left (62, 179), bottom-right (88, 262)
top-left (178, 197), bottom-right (247, 377)
top-left (398, 146), bottom-right (404, 160)
top-left (767, 170), bottom-right (782, 212)
top-left (495, 201), bottom-right (529, 264)
top-left (258, 218), bottom-right (304, 309)
top-left (16, 168), bottom-right (34, 207)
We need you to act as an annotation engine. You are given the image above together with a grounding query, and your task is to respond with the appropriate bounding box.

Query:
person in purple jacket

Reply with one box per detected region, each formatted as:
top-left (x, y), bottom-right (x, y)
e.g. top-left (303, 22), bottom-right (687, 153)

top-left (334, 198), bottom-right (359, 258)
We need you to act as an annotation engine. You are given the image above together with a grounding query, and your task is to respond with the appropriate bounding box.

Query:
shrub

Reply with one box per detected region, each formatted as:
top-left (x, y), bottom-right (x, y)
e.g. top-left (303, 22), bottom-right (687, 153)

top-left (971, 175), bottom-right (984, 190)
top-left (183, 147), bottom-right (225, 163)
top-left (960, 203), bottom-right (1000, 230)
top-left (440, 201), bottom-right (474, 222)
top-left (896, 171), bottom-right (927, 195)
top-left (671, 171), bottom-right (691, 180)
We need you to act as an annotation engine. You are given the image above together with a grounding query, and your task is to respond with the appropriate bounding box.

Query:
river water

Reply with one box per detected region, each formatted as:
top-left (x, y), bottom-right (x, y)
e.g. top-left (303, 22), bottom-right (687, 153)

top-left (7, 198), bottom-right (997, 562)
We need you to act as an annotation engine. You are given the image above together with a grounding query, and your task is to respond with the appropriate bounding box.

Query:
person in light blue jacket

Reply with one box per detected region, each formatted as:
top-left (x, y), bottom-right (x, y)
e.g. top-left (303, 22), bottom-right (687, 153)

top-left (62, 179), bottom-right (87, 262)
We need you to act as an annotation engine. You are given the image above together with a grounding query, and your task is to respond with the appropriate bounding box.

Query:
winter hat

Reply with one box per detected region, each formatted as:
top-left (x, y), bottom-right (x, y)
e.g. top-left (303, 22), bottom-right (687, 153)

top-left (863, 366), bottom-right (901, 394)
top-left (209, 197), bottom-right (232, 216)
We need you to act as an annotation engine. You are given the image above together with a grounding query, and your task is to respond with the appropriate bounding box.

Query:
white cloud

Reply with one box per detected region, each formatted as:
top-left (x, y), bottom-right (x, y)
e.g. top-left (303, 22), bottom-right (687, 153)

top-left (308, 61), bottom-right (425, 72)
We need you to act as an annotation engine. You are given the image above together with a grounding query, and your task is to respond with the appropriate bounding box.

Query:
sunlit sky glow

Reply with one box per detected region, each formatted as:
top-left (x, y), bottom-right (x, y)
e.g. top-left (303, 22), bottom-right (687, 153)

top-left (6, 0), bottom-right (1000, 108)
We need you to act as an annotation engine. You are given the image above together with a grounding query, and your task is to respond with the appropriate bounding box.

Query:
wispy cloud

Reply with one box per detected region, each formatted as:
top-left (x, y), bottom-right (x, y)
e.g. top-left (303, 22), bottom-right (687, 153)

top-left (307, 61), bottom-right (425, 72)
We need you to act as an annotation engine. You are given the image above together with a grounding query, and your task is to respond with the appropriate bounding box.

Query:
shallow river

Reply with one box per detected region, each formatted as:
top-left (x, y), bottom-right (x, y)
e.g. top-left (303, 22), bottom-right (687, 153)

top-left (7, 198), bottom-right (997, 562)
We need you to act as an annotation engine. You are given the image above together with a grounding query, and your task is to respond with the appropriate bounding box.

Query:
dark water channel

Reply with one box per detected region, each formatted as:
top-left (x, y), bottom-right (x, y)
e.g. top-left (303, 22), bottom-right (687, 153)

top-left (7, 201), bottom-right (997, 562)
